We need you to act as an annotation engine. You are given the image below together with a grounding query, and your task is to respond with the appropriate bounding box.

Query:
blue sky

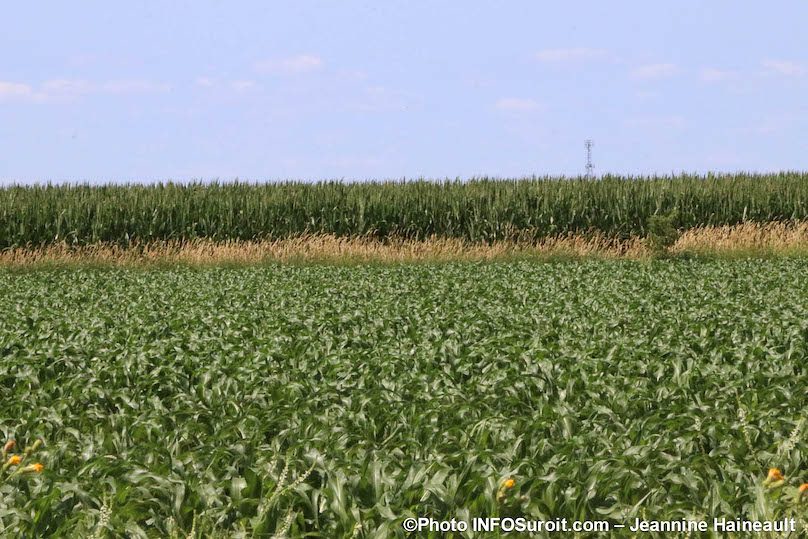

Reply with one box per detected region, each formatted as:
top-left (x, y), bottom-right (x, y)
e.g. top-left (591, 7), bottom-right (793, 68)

top-left (1, 1), bottom-right (807, 183)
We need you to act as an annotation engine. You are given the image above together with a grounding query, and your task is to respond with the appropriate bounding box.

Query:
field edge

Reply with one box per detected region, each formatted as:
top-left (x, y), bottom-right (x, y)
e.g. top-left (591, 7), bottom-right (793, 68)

top-left (1, 221), bottom-right (808, 269)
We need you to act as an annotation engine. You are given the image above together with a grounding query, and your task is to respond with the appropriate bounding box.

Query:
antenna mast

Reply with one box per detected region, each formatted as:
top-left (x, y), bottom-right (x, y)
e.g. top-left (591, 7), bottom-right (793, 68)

top-left (585, 139), bottom-right (594, 179)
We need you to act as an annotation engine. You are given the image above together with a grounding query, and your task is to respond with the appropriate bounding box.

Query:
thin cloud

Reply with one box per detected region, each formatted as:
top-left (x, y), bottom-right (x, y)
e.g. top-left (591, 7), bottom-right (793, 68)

top-left (194, 77), bottom-right (260, 93)
top-left (334, 69), bottom-right (367, 82)
top-left (43, 78), bottom-right (171, 96)
top-left (630, 63), bottom-right (678, 80)
top-left (100, 80), bottom-right (172, 94)
top-left (700, 67), bottom-right (738, 83)
top-left (0, 81), bottom-right (34, 101)
top-left (41, 79), bottom-right (94, 94)
top-left (230, 80), bottom-right (258, 92)
top-left (762, 59), bottom-right (806, 76)
top-left (495, 97), bottom-right (543, 112)
top-left (535, 47), bottom-right (607, 62)
top-left (0, 78), bottom-right (171, 103)
top-left (254, 54), bottom-right (324, 74)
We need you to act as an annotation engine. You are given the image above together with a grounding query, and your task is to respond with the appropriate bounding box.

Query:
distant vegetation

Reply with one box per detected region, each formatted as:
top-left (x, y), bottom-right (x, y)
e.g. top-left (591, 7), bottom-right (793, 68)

top-left (2, 172), bottom-right (808, 247)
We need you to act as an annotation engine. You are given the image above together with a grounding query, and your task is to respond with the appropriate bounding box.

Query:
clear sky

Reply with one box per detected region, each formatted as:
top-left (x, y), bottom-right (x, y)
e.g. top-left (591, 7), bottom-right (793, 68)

top-left (1, 1), bottom-right (807, 183)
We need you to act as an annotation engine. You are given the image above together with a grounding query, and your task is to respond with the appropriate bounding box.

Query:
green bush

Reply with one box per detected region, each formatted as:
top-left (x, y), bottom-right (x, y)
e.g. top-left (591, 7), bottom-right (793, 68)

top-left (647, 209), bottom-right (680, 253)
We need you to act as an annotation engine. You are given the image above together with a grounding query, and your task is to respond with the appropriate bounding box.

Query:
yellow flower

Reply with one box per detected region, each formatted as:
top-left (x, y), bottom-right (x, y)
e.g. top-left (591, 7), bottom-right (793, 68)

top-left (800, 483), bottom-right (808, 495)
top-left (763, 467), bottom-right (786, 489)
top-left (503, 478), bottom-right (516, 489)
top-left (3, 440), bottom-right (15, 453)
top-left (767, 468), bottom-right (784, 482)
top-left (6, 455), bottom-right (21, 466)
top-left (22, 463), bottom-right (44, 473)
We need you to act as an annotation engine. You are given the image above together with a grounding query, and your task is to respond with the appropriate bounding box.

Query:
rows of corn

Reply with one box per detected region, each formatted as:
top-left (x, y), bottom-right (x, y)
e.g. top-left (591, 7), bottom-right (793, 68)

top-left (1, 261), bottom-right (806, 536)
top-left (2, 172), bottom-right (808, 247)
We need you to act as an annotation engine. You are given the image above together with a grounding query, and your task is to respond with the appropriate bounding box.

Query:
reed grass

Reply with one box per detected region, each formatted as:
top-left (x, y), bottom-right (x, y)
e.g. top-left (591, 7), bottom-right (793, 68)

top-left (1, 222), bottom-right (806, 268)
top-left (671, 220), bottom-right (808, 256)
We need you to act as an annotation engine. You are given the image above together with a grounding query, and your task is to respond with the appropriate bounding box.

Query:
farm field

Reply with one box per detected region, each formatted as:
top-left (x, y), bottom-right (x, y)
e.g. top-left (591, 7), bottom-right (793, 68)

top-left (3, 173), bottom-right (808, 247)
top-left (1, 259), bottom-right (806, 537)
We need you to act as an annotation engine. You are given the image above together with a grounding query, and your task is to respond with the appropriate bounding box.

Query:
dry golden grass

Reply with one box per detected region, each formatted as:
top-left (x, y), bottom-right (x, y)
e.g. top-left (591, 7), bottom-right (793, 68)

top-left (1, 222), bottom-right (807, 268)
top-left (0, 233), bottom-right (645, 268)
top-left (670, 221), bottom-right (808, 256)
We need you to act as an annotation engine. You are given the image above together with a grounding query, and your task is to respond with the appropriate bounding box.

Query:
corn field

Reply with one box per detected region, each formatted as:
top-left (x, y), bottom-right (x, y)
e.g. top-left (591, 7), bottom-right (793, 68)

top-left (2, 172), bottom-right (808, 247)
top-left (2, 260), bottom-right (807, 536)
